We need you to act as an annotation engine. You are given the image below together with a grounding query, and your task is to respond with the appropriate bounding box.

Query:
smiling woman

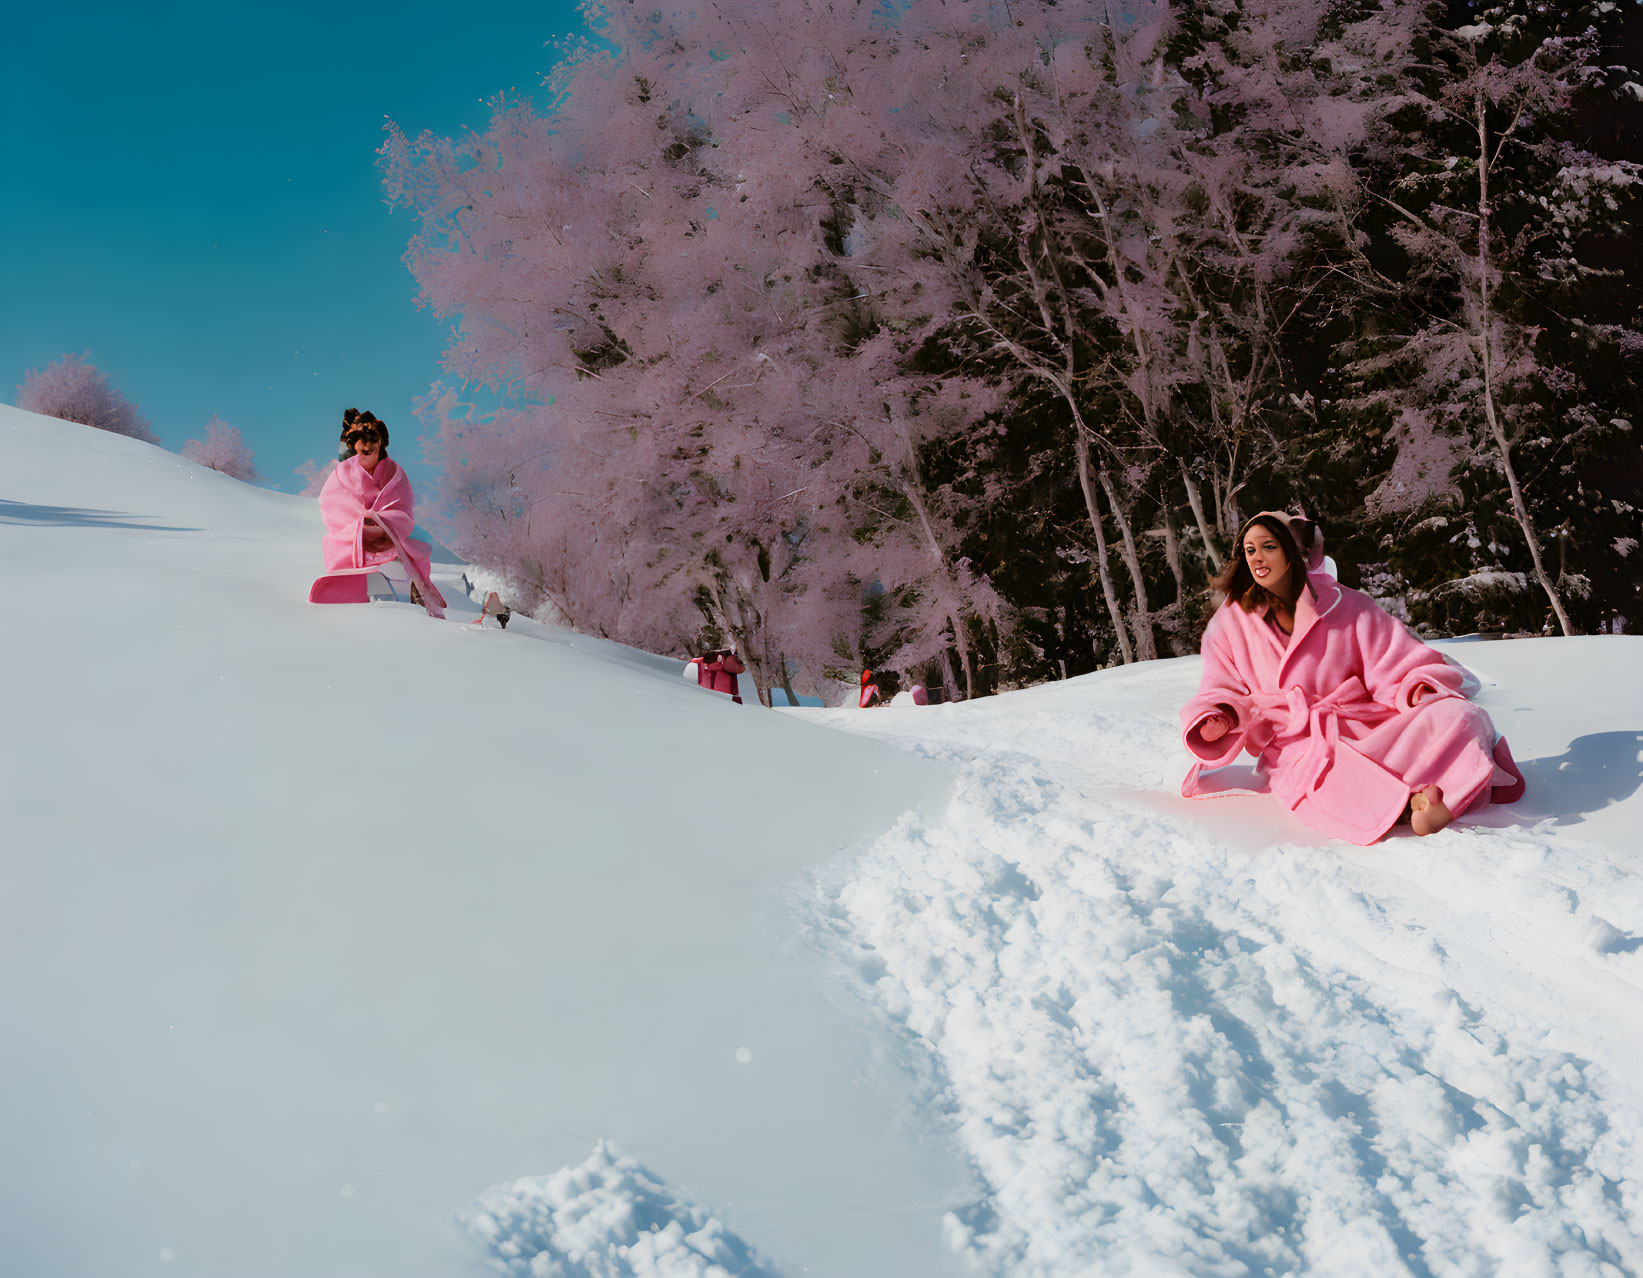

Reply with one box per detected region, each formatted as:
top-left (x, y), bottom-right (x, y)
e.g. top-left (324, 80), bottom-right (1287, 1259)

top-left (1181, 510), bottom-right (1527, 845)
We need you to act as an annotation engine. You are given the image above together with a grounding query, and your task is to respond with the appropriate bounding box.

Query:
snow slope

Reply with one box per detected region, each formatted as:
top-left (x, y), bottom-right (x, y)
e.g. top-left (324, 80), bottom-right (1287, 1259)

top-left (0, 406), bottom-right (974, 1278)
top-left (5, 402), bottom-right (1641, 1277)
top-left (800, 628), bottom-right (1643, 1274)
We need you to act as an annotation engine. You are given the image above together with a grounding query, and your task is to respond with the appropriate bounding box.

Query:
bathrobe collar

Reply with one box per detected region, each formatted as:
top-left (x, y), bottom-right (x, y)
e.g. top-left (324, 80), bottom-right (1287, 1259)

top-left (1276, 572), bottom-right (1342, 684)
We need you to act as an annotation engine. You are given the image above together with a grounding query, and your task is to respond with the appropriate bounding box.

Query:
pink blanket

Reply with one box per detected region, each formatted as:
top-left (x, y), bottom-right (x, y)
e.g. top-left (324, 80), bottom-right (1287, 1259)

top-left (319, 456), bottom-right (431, 576)
top-left (315, 456), bottom-right (445, 615)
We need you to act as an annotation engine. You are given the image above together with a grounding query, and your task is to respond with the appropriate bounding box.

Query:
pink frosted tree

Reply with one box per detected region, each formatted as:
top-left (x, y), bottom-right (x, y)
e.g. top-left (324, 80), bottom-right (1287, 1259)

top-left (792, 0), bottom-right (1424, 660)
top-left (16, 352), bottom-right (158, 444)
top-left (382, 1), bottom-right (1011, 697)
top-left (181, 414), bottom-right (258, 481)
top-left (584, 0), bottom-right (1414, 666)
top-left (382, 0), bottom-right (1622, 673)
top-left (293, 458), bottom-right (338, 497)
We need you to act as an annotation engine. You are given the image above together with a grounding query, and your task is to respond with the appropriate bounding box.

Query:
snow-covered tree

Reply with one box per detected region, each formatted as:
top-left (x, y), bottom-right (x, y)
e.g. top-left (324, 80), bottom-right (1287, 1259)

top-left (181, 415), bottom-right (258, 481)
top-left (16, 352), bottom-right (158, 444)
top-left (781, 0), bottom-right (1425, 661)
top-left (382, 0), bottom-right (1012, 696)
top-left (381, 0), bottom-right (1641, 677)
top-left (293, 458), bottom-right (338, 497)
top-left (1340, 0), bottom-right (1643, 635)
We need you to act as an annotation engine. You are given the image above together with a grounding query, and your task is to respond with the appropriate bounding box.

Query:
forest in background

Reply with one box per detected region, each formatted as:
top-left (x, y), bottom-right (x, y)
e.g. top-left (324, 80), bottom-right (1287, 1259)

top-left (380, 0), bottom-right (1643, 704)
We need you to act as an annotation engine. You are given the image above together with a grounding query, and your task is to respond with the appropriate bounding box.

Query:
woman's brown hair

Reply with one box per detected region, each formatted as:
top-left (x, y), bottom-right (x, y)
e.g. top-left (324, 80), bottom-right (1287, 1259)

top-left (339, 407), bottom-right (389, 459)
top-left (1211, 514), bottom-right (1308, 613)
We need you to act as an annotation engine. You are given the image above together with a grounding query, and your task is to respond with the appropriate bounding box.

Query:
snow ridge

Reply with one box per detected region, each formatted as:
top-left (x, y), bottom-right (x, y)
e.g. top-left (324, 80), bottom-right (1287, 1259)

top-left (808, 670), bottom-right (1643, 1276)
top-left (461, 1141), bottom-right (779, 1278)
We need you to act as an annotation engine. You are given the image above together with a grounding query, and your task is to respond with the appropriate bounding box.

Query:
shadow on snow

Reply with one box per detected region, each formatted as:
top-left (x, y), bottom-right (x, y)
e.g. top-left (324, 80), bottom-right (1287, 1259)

top-left (0, 498), bottom-right (200, 532)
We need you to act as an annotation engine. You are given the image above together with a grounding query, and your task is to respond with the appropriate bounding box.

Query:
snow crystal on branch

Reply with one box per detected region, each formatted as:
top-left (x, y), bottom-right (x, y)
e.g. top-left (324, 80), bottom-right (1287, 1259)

top-left (1429, 569), bottom-right (1530, 599)
top-left (459, 1140), bottom-right (779, 1277)
top-left (1367, 408), bottom-right (1469, 516)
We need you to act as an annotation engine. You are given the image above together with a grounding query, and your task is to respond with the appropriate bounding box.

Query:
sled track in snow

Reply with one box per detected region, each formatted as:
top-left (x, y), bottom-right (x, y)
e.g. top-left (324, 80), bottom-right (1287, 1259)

top-left (805, 694), bottom-right (1643, 1277)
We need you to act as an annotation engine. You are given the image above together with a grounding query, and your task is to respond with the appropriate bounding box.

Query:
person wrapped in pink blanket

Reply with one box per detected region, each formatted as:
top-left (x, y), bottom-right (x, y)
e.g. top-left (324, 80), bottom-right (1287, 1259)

top-left (1181, 510), bottom-right (1525, 844)
top-left (314, 408), bottom-right (445, 613)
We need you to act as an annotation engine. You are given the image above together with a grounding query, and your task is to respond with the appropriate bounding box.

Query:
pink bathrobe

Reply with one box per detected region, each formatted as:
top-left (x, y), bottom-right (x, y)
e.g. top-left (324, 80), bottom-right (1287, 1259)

top-left (319, 455), bottom-right (434, 581)
top-left (1181, 575), bottom-right (1525, 844)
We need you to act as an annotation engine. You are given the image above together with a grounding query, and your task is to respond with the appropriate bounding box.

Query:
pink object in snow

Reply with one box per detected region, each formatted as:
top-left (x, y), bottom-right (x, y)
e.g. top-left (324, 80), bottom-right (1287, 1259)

top-left (307, 568), bottom-right (377, 605)
top-left (1181, 575), bottom-right (1525, 845)
top-left (310, 456), bottom-right (446, 617)
top-left (910, 684), bottom-right (930, 706)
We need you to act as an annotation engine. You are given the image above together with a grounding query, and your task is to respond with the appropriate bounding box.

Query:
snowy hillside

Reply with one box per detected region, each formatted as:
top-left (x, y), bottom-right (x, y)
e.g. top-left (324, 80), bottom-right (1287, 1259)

top-left (4, 403), bottom-right (1642, 1277)
top-left (0, 406), bottom-right (972, 1278)
top-left (803, 640), bottom-right (1643, 1274)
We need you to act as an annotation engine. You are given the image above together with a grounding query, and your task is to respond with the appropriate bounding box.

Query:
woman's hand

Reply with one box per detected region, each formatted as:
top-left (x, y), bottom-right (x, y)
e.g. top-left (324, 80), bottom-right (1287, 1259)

top-left (1199, 712), bottom-right (1232, 743)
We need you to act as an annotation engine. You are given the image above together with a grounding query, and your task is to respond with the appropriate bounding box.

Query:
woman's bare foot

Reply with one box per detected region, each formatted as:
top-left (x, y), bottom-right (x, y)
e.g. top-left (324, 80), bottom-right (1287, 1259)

top-left (1409, 784), bottom-right (1453, 837)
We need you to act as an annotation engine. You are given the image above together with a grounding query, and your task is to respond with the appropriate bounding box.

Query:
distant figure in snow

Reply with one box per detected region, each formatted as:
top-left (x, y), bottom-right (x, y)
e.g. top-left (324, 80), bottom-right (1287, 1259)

top-left (1182, 511), bottom-right (1526, 845)
top-left (312, 408), bottom-right (445, 614)
top-left (685, 647), bottom-right (747, 704)
top-left (858, 669), bottom-right (881, 708)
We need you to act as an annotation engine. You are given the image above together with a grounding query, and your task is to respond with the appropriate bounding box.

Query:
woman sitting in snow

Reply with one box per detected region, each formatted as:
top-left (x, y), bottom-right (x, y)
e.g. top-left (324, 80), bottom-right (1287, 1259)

top-left (317, 408), bottom-right (443, 609)
top-left (1181, 511), bottom-right (1525, 845)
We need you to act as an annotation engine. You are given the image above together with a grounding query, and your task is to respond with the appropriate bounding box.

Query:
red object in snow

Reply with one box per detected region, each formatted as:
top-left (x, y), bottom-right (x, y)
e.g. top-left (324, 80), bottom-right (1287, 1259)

top-left (689, 652), bottom-right (747, 704)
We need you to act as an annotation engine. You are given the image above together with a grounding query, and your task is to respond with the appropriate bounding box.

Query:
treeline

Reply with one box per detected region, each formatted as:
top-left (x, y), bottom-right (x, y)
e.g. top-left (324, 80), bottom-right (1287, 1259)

top-left (16, 352), bottom-right (258, 481)
top-left (382, 0), bottom-right (1642, 702)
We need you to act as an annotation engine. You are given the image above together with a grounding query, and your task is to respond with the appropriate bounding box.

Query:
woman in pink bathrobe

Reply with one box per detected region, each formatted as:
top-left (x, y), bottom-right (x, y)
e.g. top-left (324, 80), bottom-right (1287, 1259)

top-left (1181, 511), bottom-right (1525, 844)
top-left (307, 409), bottom-right (446, 616)
top-left (318, 408), bottom-right (439, 604)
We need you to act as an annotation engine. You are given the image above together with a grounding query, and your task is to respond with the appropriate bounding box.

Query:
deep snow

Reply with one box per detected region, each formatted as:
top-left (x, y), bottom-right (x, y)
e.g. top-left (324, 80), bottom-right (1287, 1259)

top-left (3, 403), bottom-right (1641, 1277)
top-left (799, 641), bottom-right (1643, 1275)
top-left (0, 406), bottom-right (972, 1278)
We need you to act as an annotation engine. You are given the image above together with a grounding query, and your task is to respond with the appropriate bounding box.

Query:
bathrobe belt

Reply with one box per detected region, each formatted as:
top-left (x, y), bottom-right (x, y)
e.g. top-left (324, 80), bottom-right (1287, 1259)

top-left (1244, 678), bottom-right (1394, 809)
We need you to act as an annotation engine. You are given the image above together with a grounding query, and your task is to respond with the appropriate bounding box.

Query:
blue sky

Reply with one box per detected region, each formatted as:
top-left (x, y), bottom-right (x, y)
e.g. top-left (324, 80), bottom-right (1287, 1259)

top-left (1, 0), bottom-right (581, 492)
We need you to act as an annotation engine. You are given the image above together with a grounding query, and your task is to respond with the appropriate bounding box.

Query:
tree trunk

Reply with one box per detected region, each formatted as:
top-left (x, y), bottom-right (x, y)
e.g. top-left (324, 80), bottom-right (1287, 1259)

top-left (1482, 383), bottom-right (1570, 634)
top-left (705, 576), bottom-right (773, 706)
top-left (1074, 429), bottom-right (1134, 664)
top-left (1473, 89), bottom-right (1574, 637)
top-left (1222, 445), bottom-right (1244, 536)
top-left (1179, 464), bottom-right (1222, 571)
top-left (777, 655), bottom-right (799, 708)
top-left (939, 645), bottom-right (962, 703)
top-left (900, 479), bottom-right (975, 700)
top-left (1160, 500), bottom-right (1185, 605)
top-left (1099, 468), bottom-right (1156, 661)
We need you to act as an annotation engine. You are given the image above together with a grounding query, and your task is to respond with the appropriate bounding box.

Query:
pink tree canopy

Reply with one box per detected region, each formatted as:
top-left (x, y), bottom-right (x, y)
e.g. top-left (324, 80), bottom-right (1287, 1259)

top-left (181, 415), bottom-right (259, 482)
top-left (16, 352), bottom-right (158, 445)
top-left (294, 458), bottom-right (338, 498)
top-left (382, 0), bottom-right (1022, 697)
top-left (380, 0), bottom-right (1642, 674)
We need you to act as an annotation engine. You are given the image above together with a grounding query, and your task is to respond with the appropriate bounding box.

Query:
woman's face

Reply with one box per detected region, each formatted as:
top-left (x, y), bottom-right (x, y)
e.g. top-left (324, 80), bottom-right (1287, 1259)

top-left (349, 431), bottom-right (382, 471)
top-left (1243, 523), bottom-right (1293, 599)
